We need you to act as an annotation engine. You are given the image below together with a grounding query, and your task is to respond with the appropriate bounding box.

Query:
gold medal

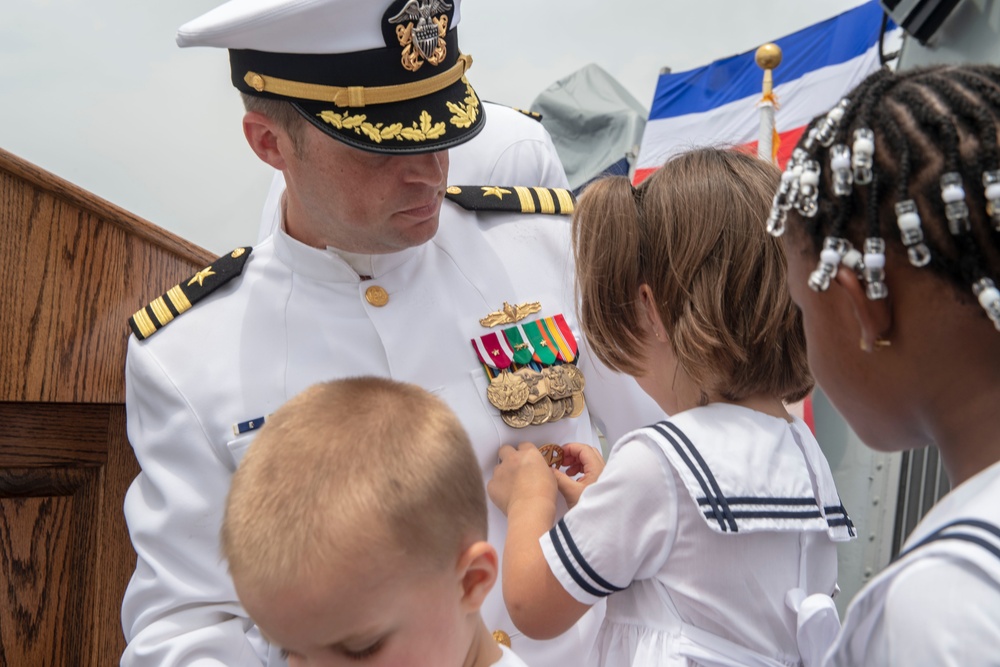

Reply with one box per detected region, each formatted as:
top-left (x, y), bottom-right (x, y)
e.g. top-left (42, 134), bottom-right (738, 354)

top-left (542, 365), bottom-right (573, 400)
top-left (568, 392), bottom-right (586, 418)
top-left (561, 363), bottom-right (586, 393)
top-left (500, 402), bottom-right (534, 429)
top-left (487, 370), bottom-right (529, 411)
top-left (547, 395), bottom-right (568, 421)
top-left (514, 367), bottom-right (549, 403)
top-left (538, 444), bottom-right (564, 468)
top-left (530, 396), bottom-right (554, 425)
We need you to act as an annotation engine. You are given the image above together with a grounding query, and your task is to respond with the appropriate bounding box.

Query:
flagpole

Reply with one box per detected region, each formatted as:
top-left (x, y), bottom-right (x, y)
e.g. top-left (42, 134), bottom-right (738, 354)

top-left (755, 43), bottom-right (782, 164)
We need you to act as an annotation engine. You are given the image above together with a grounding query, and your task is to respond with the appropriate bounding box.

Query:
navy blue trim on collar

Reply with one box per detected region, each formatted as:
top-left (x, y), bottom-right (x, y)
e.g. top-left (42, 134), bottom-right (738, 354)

top-left (652, 421), bottom-right (738, 532)
top-left (896, 519), bottom-right (1000, 563)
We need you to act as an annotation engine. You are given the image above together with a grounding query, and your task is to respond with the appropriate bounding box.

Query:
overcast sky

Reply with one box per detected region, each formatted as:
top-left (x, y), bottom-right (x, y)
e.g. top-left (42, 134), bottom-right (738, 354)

top-left (1, 0), bottom-right (868, 254)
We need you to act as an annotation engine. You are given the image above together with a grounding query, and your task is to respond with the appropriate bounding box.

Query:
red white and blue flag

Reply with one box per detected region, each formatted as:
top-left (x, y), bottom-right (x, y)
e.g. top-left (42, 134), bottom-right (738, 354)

top-left (633, 1), bottom-right (900, 182)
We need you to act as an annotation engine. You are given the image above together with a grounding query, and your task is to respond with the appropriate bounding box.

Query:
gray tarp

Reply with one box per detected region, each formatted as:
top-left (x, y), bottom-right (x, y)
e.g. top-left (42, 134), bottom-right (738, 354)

top-left (531, 63), bottom-right (647, 190)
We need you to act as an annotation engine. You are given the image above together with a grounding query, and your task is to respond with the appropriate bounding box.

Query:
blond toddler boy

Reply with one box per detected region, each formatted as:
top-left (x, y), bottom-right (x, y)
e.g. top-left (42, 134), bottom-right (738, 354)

top-left (222, 377), bottom-right (528, 666)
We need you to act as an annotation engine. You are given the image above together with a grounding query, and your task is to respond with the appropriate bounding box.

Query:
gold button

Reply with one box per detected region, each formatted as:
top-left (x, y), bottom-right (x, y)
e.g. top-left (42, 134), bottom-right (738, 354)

top-left (492, 630), bottom-right (511, 647)
top-left (365, 285), bottom-right (389, 307)
top-left (447, 186), bottom-right (462, 195)
top-left (249, 73), bottom-right (265, 91)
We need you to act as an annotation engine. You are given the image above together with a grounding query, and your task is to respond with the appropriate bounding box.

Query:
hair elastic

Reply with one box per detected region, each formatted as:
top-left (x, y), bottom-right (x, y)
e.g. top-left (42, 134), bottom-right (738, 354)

top-left (894, 200), bottom-right (932, 267)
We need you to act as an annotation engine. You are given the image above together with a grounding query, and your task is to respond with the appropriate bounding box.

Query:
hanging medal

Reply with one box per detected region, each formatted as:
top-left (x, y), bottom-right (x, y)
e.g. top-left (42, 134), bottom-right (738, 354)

top-left (473, 333), bottom-right (529, 412)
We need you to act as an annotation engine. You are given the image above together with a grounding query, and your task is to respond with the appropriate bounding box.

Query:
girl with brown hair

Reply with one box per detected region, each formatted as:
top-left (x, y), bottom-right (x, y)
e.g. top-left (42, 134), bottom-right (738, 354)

top-left (489, 147), bottom-right (853, 667)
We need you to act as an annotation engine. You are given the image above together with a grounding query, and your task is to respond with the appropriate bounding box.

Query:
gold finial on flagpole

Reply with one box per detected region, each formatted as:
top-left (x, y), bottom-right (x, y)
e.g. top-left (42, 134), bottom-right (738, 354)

top-left (755, 43), bottom-right (783, 164)
top-left (755, 43), bottom-right (783, 96)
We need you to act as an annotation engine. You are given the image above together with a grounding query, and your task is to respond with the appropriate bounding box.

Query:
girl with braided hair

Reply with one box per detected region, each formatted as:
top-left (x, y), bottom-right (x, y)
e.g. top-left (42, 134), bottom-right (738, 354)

top-left (771, 64), bottom-right (1000, 665)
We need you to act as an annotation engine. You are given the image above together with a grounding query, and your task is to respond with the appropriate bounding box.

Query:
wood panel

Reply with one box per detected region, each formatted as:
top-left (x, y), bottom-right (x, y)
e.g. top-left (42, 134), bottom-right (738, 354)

top-left (0, 147), bottom-right (215, 404)
top-left (0, 147), bottom-right (209, 665)
top-left (0, 404), bottom-right (138, 667)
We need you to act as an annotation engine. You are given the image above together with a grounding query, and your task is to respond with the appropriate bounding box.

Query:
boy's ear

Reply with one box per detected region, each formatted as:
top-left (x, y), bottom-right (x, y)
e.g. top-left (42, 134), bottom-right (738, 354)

top-left (456, 541), bottom-right (498, 613)
top-left (243, 111), bottom-right (292, 171)
top-left (832, 264), bottom-right (892, 351)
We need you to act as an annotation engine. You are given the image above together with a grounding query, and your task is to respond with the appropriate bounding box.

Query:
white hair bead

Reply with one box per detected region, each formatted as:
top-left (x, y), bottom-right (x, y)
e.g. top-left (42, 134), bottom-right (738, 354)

top-left (942, 183), bottom-right (966, 203)
top-left (977, 283), bottom-right (1000, 309)
top-left (851, 128), bottom-right (875, 185)
top-left (831, 144), bottom-right (853, 196)
top-left (897, 211), bottom-right (920, 231)
top-left (863, 252), bottom-right (886, 269)
top-left (817, 99), bottom-right (850, 147)
top-left (941, 172), bottom-right (971, 235)
top-left (842, 248), bottom-right (864, 272)
top-left (820, 248), bottom-right (842, 265)
top-left (894, 199), bottom-right (932, 268)
top-left (972, 278), bottom-right (1000, 331)
top-left (809, 237), bottom-right (848, 292)
top-left (862, 237), bottom-right (888, 300)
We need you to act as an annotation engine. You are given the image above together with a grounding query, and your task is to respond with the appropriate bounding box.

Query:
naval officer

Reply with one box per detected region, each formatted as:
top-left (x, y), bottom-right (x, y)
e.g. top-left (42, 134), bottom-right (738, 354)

top-left (121, 0), bottom-right (663, 665)
top-left (258, 101), bottom-right (572, 241)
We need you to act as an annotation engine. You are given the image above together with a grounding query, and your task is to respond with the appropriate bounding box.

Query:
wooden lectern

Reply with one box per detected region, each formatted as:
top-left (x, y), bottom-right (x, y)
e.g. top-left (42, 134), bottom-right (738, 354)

top-left (0, 148), bottom-right (215, 666)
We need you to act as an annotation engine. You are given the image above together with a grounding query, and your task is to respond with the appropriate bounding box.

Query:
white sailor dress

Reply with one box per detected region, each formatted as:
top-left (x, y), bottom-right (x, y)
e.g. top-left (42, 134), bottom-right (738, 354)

top-left (540, 404), bottom-right (855, 667)
top-left (825, 458), bottom-right (1000, 666)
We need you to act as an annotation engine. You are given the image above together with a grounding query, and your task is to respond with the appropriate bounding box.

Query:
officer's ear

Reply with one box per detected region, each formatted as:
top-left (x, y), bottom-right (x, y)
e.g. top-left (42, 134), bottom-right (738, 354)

top-left (243, 111), bottom-right (293, 171)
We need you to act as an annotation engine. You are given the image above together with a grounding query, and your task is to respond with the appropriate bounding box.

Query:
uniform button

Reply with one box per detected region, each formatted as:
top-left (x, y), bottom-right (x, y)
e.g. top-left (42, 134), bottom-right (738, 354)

top-left (365, 285), bottom-right (389, 307)
top-left (492, 630), bottom-right (511, 647)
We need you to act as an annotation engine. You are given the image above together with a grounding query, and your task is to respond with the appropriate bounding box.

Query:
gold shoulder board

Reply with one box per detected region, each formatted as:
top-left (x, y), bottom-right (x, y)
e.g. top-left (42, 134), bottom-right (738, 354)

top-left (511, 107), bottom-right (543, 122)
top-left (128, 246), bottom-right (253, 340)
top-left (445, 186), bottom-right (575, 215)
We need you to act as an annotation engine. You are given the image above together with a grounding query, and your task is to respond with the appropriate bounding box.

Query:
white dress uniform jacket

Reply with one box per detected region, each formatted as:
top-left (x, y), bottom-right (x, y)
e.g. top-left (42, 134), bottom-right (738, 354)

top-left (121, 201), bottom-right (663, 666)
top-left (541, 404), bottom-right (854, 667)
top-left (825, 458), bottom-right (1000, 667)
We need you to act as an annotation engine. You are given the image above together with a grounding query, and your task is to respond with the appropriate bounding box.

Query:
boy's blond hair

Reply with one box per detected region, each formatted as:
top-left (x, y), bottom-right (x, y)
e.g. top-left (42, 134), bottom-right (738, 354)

top-left (222, 377), bottom-right (487, 591)
top-left (573, 147), bottom-right (813, 404)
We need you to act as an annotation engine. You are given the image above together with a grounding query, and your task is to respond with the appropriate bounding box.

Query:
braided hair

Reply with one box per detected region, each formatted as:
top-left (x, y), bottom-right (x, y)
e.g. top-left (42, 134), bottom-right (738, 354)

top-left (771, 65), bottom-right (1000, 329)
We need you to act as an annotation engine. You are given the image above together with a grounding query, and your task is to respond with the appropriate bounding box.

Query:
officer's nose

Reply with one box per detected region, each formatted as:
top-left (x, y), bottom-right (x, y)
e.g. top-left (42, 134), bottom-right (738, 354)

top-left (397, 149), bottom-right (448, 186)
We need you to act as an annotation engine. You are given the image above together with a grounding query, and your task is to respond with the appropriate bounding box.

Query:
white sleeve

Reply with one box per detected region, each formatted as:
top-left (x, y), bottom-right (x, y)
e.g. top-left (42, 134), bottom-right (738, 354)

top-left (872, 556), bottom-right (1000, 666)
top-left (484, 129), bottom-right (570, 189)
top-left (121, 340), bottom-right (265, 666)
top-left (540, 438), bottom-right (677, 605)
